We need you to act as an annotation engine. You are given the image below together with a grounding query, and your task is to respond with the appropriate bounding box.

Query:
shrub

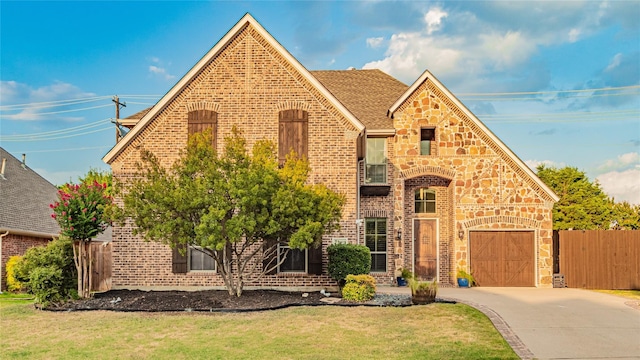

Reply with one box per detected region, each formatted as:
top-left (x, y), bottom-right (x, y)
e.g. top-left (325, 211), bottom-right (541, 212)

top-left (5, 255), bottom-right (24, 292)
top-left (13, 237), bottom-right (76, 305)
top-left (327, 244), bottom-right (371, 285)
top-left (341, 274), bottom-right (376, 302)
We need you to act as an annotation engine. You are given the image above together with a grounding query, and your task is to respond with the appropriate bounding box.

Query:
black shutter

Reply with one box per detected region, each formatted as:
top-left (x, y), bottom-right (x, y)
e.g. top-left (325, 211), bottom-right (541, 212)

top-left (308, 242), bottom-right (323, 275)
top-left (172, 244), bottom-right (188, 274)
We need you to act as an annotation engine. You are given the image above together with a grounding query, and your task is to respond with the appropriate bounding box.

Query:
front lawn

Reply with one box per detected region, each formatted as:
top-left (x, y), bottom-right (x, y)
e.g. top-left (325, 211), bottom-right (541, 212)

top-left (0, 298), bottom-right (517, 359)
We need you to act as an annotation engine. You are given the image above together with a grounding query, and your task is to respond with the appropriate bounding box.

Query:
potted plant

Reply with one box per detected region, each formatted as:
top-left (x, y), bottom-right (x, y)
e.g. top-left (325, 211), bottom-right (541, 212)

top-left (408, 278), bottom-right (438, 305)
top-left (456, 267), bottom-right (475, 288)
top-left (397, 268), bottom-right (412, 287)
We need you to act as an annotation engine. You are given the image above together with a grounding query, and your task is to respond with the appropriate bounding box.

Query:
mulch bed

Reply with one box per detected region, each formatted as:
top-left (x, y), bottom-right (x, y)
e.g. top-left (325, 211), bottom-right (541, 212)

top-left (43, 289), bottom-right (420, 312)
top-left (45, 289), bottom-right (328, 312)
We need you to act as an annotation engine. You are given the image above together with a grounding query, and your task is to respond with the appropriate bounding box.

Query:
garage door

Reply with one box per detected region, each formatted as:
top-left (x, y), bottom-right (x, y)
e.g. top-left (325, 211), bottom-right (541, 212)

top-left (470, 231), bottom-right (535, 287)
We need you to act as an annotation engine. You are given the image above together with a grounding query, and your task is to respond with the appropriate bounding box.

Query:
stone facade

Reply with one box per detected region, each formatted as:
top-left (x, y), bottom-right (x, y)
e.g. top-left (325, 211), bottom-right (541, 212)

top-left (105, 15), bottom-right (556, 290)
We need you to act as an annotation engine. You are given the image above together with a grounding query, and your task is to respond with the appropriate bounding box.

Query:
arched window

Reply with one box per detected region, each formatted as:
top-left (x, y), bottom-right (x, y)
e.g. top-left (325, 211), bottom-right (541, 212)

top-left (415, 188), bottom-right (436, 213)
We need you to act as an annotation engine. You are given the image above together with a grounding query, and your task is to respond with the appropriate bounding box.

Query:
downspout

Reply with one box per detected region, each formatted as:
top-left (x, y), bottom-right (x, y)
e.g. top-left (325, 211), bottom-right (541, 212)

top-left (356, 159), bottom-right (364, 245)
top-left (0, 231), bottom-right (9, 293)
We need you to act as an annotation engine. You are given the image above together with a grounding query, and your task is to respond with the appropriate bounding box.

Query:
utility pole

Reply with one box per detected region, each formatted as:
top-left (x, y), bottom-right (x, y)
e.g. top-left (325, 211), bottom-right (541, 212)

top-left (112, 95), bottom-right (126, 143)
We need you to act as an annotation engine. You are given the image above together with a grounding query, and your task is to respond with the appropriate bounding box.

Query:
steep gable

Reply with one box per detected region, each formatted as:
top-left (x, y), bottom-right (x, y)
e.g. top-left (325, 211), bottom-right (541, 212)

top-left (390, 70), bottom-right (559, 203)
top-left (103, 13), bottom-right (364, 165)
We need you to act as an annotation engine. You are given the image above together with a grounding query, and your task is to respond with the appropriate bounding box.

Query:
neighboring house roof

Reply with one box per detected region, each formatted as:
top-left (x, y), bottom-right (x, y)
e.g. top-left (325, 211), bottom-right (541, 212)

top-left (0, 148), bottom-right (60, 237)
top-left (118, 107), bottom-right (152, 128)
top-left (103, 13), bottom-right (365, 164)
top-left (389, 70), bottom-right (560, 202)
top-left (311, 69), bottom-right (408, 131)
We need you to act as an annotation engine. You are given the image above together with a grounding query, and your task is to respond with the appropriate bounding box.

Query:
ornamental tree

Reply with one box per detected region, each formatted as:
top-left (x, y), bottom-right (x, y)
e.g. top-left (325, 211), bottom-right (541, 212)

top-left (536, 165), bottom-right (640, 230)
top-left (119, 128), bottom-right (344, 296)
top-left (51, 179), bottom-right (111, 298)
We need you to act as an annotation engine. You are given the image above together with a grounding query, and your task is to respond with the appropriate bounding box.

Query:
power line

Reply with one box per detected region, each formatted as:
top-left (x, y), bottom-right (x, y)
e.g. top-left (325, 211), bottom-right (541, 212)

top-left (1, 118), bottom-right (112, 139)
top-left (0, 96), bottom-right (112, 110)
top-left (457, 84), bottom-right (640, 96)
top-left (0, 125), bottom-right (113, 142)
top-left (12, 145), bottom-right (112, 153)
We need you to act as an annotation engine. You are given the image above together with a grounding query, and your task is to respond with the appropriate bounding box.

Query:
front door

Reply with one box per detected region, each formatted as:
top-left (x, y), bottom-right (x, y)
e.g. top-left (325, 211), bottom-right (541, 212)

top-left (414, 219), bottom-right (438, 281)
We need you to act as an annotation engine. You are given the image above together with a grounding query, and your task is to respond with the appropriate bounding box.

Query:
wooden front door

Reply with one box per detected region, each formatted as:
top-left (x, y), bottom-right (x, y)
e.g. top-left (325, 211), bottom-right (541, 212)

top-left (414, 219), bottom-right (438, 281)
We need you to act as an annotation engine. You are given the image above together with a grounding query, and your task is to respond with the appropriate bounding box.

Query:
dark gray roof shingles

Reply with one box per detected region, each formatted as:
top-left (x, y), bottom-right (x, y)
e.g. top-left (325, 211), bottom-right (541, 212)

top-left (0, 148), bottom-right (60, 236)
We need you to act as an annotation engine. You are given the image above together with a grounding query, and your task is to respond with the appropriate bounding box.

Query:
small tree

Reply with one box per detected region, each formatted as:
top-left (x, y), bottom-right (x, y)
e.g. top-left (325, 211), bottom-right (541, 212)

top-left (120, 128), bottom-right (344, 296)
top-left (51, 179), bottom-right (111, 298)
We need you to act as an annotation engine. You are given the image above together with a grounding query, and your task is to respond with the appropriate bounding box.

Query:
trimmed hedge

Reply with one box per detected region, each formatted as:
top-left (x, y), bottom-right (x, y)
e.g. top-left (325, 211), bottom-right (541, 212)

top-left (342, 274), bottom-right (376, 302)
top-left (327, 244), bottom-right (371, 284)
top-left (5, 255), bottom-right (24, 292)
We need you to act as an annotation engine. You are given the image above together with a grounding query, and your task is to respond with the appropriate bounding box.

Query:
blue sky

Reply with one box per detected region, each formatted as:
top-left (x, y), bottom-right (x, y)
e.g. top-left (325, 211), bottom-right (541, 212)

top-left (1, 1), bottom-right (639, 203)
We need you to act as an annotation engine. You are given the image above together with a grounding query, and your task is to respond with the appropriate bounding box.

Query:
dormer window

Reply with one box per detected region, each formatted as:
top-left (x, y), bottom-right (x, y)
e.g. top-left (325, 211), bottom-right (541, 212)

top-left (420, 128), bottom-right (435, 155)
top-left (365, 138), bottom-right (386, 184)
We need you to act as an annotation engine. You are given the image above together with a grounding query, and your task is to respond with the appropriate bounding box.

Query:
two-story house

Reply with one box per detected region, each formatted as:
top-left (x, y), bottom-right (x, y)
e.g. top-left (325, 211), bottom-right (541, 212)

top-left (103, 14), bottom-right (558, 290)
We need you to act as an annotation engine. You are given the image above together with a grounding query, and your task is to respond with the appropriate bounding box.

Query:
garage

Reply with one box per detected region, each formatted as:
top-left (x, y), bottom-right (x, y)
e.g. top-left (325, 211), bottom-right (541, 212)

top-left (470, 231), bottom-right (535, 287)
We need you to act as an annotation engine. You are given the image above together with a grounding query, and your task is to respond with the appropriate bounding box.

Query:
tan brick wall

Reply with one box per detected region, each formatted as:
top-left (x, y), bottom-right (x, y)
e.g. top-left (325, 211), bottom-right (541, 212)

top-left (388, 78), bottom-right (555, 287)
top-left (110, 24), bottom-right (358, 289)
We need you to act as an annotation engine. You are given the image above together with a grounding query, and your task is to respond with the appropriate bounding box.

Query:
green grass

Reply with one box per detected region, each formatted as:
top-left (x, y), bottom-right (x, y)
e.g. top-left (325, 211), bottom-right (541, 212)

top-left (0, 298), bottom-right (518, 359)
top-left (0, 292), bottom-right (34, 309)
top-left (594, 289), bottom-right (640, 300)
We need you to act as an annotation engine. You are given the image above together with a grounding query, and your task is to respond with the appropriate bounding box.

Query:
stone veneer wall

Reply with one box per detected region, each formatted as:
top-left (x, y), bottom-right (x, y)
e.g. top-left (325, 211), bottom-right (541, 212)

top-left (390, 79), bottom-right (555, 287)
top-left (109, 24), bottom-right (359, 290)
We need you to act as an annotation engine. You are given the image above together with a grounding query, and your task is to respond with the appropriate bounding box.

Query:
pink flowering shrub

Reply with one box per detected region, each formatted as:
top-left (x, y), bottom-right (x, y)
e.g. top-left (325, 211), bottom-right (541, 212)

top-left (51, 181), bottom-right (112, 242)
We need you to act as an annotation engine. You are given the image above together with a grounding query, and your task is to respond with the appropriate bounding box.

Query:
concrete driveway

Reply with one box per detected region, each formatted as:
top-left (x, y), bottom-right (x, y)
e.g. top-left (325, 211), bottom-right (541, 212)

top-left (438, 287), bottom-right (640, 360)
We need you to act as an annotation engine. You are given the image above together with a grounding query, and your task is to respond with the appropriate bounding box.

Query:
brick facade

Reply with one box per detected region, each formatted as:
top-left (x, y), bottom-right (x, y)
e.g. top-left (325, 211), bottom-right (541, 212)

top-left (1, 234), bottom-right (50, 290)
top-left (105, 15), bottom-right (556, 290)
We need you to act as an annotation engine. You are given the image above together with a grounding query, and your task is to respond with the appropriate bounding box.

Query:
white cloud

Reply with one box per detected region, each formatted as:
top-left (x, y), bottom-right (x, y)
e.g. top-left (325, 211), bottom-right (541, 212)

top-left (147, 57), bottom-right (176, 81)
top-left (360, 2), bottom-right (632, 91)
top-left (366, 37), bottom-right (384, 48)
top-left (424, 7), bottom-right (447, 35)
top-left (0, 81), bottom-right (95, 121)
top-left (605, 53), bottom-right (623, 72)
top-left (598, 152), bottom-right (640, 172)
top-left (597, 168), bottom-right (640, 204)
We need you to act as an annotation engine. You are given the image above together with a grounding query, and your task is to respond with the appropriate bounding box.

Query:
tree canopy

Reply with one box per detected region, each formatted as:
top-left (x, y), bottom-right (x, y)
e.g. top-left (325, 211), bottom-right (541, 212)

top-left (537, 165), bottom-right (639, 230)
top-left (119, 128), bottom-right (345, 296)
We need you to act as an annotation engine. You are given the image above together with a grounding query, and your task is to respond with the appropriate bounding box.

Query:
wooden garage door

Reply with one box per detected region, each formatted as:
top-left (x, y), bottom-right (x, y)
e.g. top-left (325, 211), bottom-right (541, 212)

top-left (470, 231), bottom-right (535, 287)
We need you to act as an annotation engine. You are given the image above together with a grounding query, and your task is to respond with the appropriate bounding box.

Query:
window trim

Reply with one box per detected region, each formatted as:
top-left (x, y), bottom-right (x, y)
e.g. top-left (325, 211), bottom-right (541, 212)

top-left (420, 127), bottom-right (435, 156)
top-left (365, 137), bottom-right (387, 184)
top-left (365, 217), bottom-right (387, 273)
top-left (415, 188), bottom-right (436, 214)
top-left (188, 246), bottom-right (217, 272)
top-left (277, 244), bottom-right (308, 273)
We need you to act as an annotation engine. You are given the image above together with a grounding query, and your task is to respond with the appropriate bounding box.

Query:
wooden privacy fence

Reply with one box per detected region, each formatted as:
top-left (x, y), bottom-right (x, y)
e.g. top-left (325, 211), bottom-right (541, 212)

top-left (90, 242), bottom-right (112, 292)
top-left (556, 230), bottom-right (640, 289)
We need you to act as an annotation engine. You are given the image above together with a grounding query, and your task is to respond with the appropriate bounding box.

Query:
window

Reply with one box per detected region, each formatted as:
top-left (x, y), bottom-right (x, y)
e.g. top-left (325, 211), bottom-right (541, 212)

top-left (189, 246), bottom-right (216, 271)
top-left (278, 244), bottom-right (307, 273)
top-left (188, 110), bottom-right (217, 147)
top-left (420, 128), bottom-right (435, 155)
top-left (365, 138), bottom-right (386, 184)
top-left (415, 188), bottom-right (436, 213)
top-left (278, 109), bottom-right (308, 165)
top-left (365, 218), bottom-right (387, 272)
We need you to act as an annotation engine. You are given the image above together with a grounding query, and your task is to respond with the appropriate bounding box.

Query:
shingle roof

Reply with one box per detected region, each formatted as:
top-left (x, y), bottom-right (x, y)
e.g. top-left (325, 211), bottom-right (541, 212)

top-left (0, 148), bottom-right (60, 236)
top-left (125, 107), bottom-right (152, 120)
top-left (311, 69), bottom-right (408, 130)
